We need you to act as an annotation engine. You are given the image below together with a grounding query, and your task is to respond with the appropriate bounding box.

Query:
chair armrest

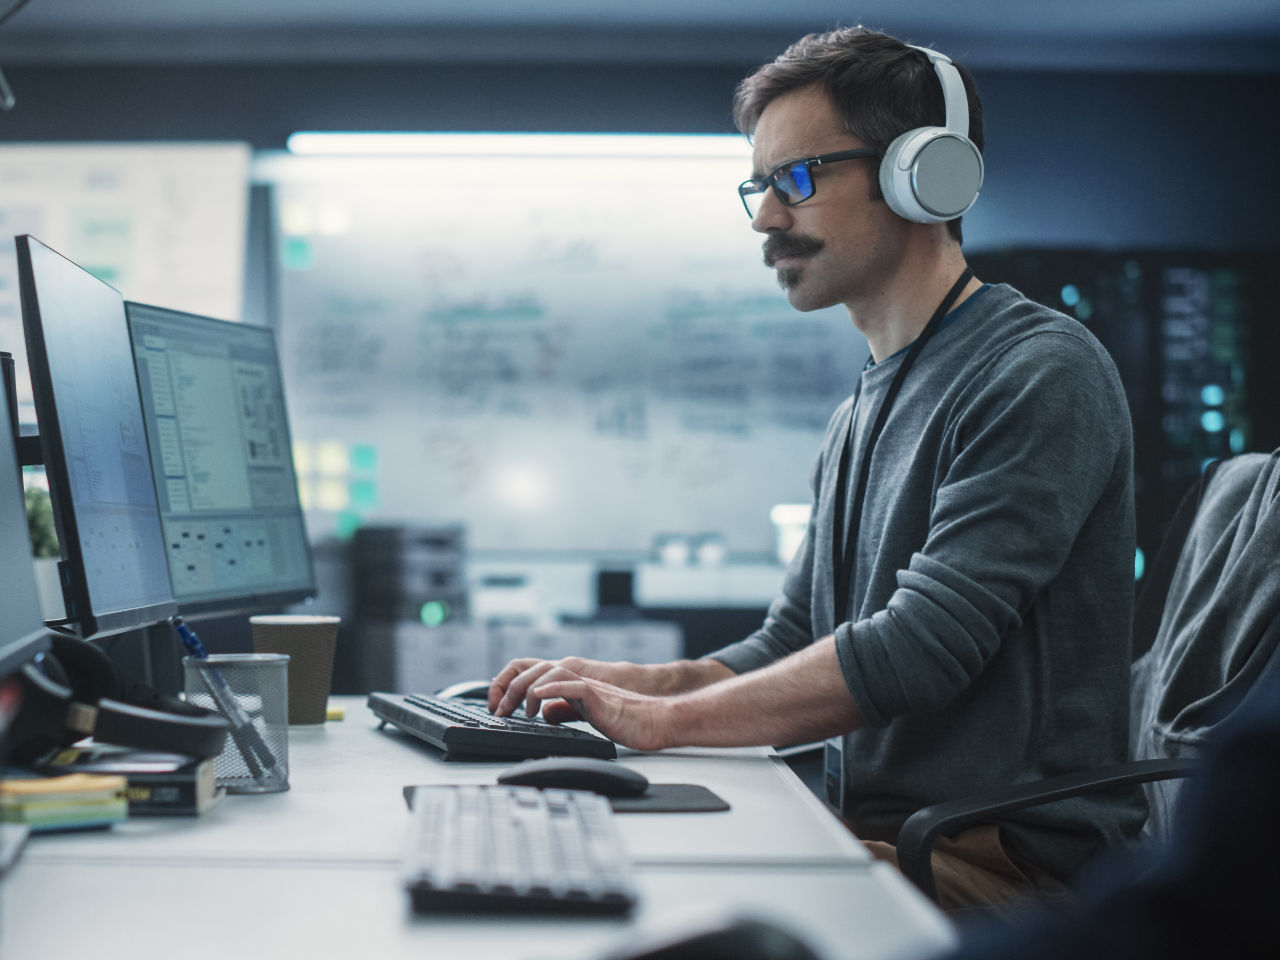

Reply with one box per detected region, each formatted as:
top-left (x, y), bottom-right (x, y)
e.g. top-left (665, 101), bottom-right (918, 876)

top-left (896, 757), bottom-right (1200, 901)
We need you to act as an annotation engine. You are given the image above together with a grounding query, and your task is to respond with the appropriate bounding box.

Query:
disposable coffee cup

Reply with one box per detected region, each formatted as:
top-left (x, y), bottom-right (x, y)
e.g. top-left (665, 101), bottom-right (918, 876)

top-left (250, 615), bottom-right (340, 725)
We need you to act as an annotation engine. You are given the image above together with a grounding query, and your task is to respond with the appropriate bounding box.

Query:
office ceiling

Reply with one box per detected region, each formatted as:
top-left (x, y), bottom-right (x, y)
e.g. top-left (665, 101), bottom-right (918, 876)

top-left (1, 0), bottom-right (1278, 72)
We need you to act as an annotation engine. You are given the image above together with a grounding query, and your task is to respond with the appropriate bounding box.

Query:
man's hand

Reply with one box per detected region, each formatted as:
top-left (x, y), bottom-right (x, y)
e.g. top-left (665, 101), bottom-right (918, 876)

top-left (528, 672), bottom-right (675, 752)
top-left (488, 656), bottom-right (643, 718)
top-left (488, 637), bottom-right (860, 753)
top-left (488, 655), bottom-right (732, 719)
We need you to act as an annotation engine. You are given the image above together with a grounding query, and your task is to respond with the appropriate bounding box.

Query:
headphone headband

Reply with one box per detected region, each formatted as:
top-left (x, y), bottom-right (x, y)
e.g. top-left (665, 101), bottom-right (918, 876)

top-left (908, 45), bottom-right (969, 139)
top-left (878, 45), bottom-right (984, 225)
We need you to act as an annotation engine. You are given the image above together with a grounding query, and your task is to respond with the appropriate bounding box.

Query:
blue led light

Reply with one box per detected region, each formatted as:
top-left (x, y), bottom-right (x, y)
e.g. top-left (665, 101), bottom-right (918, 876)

top-left (1060, 284), bottom-right (1080, 307)
top-left (1200, 410), bottom-right (1226, 433)
top-left (1200, 384), bottom-right (1225, 407)
top-left (1134, 547), bottom-right (1145, 581)
top-left (1230, 428), bottom-right (1246, 454)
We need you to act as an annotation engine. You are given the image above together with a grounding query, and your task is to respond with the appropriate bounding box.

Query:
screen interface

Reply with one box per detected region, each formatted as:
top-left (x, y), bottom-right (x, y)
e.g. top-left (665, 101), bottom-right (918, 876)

top-left (18, 236), bottom-right (174, 628)
top-left (126, 303), bottom-right (313, 608)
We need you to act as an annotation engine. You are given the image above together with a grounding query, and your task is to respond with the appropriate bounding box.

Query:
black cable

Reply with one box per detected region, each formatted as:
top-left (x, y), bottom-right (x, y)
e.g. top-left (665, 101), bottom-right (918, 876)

top-left (0, 0), bottom-right (34, 31)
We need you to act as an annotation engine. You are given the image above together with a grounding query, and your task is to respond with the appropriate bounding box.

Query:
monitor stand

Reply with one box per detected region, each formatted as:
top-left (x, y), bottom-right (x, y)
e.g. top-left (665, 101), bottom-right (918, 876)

top-left (140, 621), bottom-right (184, 697)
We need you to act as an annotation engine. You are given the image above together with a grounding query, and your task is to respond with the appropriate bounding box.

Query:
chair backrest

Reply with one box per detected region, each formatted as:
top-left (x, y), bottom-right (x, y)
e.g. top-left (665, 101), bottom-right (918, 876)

top-left (1130, 450), bottom-right (1280, 840)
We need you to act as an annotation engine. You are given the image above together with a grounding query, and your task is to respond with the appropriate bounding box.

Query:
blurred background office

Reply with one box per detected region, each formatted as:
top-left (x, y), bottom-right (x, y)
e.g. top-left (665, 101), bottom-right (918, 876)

top-left (1, 1), bottom-right (1277, 695)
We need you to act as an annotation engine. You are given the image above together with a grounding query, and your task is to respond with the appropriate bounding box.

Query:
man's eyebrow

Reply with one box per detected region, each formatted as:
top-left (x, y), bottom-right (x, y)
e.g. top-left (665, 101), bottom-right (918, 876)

top-left (750, 155), bottom-right (804, 180)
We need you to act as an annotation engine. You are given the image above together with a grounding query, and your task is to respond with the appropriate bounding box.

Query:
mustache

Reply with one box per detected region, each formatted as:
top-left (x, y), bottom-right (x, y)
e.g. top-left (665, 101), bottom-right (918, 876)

top-left (763, 233), bottom-right (824, 266)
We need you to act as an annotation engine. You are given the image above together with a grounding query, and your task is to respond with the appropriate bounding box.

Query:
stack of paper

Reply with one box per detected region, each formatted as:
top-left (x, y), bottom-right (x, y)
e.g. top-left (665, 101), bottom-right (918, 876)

top-left (0, 773), bottom-right (128, 832)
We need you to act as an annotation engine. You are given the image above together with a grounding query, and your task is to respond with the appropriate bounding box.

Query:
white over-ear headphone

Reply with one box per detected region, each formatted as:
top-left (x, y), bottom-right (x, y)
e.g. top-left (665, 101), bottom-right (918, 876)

top-left (878, 45), bottom-right (984, 224)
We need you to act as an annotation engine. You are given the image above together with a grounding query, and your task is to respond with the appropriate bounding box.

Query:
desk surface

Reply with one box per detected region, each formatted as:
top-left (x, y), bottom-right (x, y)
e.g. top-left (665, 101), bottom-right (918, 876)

top-left (2, 697), bottom-right (956, 960)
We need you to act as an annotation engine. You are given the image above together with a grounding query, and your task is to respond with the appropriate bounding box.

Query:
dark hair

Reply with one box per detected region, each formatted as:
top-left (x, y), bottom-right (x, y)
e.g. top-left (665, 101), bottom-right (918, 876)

top-left (733, 27), bottom-right (983, 244)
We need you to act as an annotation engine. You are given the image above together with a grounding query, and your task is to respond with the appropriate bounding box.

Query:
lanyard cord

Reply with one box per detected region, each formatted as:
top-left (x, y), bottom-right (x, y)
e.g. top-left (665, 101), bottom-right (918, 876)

top-left (830, 267), bottom-right (973, 626)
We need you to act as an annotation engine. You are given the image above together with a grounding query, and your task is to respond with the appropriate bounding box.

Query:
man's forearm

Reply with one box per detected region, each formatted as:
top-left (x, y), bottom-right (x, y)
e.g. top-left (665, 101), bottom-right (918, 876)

top-left (661, 636), bottom-right (862, 748)
top-left (654, 657), bottom-right (736, 695)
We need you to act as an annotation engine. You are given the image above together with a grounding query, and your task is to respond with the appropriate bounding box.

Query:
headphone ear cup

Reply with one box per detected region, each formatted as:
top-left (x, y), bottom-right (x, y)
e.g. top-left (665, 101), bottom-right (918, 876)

top-left (7, 661), bottom-right (75, 761)
top-left (878, 126), bottom-right (983, 224)
top-left (879, 128), bottom-right (925, 221)
top-left (7, 637), bottom-right (230, 761)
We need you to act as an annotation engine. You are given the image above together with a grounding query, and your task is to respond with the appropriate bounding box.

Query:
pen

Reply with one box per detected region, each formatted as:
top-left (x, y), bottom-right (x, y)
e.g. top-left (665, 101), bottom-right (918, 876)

top-left (172, 616), bottom-right (278, 781)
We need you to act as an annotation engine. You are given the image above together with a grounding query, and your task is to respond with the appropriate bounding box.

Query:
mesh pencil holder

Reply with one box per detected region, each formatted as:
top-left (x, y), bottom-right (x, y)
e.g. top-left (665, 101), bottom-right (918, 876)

top-left (184, 654), bottom-right (290, 794)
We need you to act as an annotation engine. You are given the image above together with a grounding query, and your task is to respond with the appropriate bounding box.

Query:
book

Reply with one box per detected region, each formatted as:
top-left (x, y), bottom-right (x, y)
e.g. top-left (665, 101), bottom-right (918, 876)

top-left (0, 772), bottom-right (128, 832)
top-left (39, 745), bottom-right (224, 817)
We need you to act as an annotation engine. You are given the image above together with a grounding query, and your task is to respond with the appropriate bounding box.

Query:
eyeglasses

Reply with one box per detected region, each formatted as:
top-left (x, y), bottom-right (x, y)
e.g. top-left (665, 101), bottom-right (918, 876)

top-left (737, 148), bottom-right (881, 219)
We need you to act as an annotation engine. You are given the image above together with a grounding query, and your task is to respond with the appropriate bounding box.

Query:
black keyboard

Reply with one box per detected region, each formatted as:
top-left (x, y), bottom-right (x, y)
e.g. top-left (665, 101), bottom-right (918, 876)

top-left (402, 784), bottom-right (637, 914)
top-left (367, 692), bottom-right (617, 761)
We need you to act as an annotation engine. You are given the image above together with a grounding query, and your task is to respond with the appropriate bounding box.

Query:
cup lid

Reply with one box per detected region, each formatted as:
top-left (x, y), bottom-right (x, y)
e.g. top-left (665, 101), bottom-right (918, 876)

top-left (249, 615), bottom-right (341, 625)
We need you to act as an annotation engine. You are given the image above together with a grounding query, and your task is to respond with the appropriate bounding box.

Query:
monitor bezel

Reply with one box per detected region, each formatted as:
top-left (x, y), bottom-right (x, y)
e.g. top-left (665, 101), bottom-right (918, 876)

top-left (124, 300), bottom-right (317, 619)
top-left (16, 235), bottom-right (179, 639)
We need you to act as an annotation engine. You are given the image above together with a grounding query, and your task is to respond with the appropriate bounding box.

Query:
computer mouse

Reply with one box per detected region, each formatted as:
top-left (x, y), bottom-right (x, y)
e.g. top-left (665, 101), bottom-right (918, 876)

top-left (597, 912), bottom-right (825, 960)
top-left (496, 756), bottom-right (650, 798)
top-left (435, 679), bottom-right (492, 700)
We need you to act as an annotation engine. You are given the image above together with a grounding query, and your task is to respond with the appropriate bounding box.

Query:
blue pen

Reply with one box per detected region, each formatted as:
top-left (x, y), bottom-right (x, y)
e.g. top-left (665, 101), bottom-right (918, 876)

top-left (172, 616), bottom-right (277, 780)
top-left (172, 617), bottom-right (210, 659)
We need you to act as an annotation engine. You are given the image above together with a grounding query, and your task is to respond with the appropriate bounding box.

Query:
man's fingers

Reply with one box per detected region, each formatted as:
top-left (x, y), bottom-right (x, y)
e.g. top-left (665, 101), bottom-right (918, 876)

top-left (528, 677), bottom-right (666, 751)
top-left (531, 679), bottom-right (582, 699)
top-left (488, 658), bottom-right (540, 711)
top-left (521, 666), bottom-right (589, 718)
top-left (493, 660), bottom-right (558, 716)
top-left (540, 697), bottom-right (584, 725)
top-left (530, 680), bottom-right (588, 717)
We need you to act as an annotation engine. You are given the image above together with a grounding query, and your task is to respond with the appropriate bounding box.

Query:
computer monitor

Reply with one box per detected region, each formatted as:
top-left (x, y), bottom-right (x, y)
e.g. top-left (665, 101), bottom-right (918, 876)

top-left (125, 302), bottom-right (315, 616)
top-left (15, 235), bottom-right (178, 638)
top-left (0, 407), bottom-right (50, 678)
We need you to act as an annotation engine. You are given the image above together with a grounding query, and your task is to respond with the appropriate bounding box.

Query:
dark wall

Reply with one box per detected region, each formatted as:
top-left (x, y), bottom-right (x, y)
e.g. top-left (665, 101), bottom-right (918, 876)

top-left (0, 62), bottom-right (749, 145)
top-left (968, 71), bottom-right (1280, 250)
top-left (2, 61), bottom-right (1276, 251)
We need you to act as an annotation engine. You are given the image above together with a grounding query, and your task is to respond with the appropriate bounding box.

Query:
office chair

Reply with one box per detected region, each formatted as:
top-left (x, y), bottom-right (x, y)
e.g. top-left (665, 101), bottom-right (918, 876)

top-left (895, 449), bottom-right (1280, 901)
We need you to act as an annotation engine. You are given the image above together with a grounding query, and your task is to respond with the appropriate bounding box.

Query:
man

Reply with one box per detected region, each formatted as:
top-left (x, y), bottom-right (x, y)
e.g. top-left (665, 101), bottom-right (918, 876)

top-left (489, 27), bottom-right (1144, 910)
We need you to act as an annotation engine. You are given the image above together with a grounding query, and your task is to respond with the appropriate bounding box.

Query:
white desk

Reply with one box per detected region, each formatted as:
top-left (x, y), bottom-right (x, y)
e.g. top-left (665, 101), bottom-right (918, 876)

top-left (1, 697), bottom-right (956, 960)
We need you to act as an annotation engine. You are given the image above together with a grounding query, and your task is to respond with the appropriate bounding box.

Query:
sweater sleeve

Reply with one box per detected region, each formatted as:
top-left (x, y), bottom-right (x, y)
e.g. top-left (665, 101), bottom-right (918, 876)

top-left (835, 330), bottom-right (1130, 727)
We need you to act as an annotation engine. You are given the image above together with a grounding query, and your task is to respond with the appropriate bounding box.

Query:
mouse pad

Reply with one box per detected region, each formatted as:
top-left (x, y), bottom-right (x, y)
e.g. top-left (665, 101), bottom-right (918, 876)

top-left (607, 783), bottom-right (729, 813)
top-left (402, 783), bottom-right (729, 813)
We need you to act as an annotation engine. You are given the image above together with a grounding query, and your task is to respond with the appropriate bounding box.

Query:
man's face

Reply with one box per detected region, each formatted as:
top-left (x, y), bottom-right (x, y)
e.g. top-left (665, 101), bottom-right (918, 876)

top-left (749, 84), bottom-right (906, 313)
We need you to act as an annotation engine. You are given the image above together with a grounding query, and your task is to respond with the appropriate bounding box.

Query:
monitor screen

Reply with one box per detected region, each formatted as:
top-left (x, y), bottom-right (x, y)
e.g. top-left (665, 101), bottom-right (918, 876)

top-left (0, 409), bottom-right (50, 678)
top-left (15, 235), bottom-right (176, 638)
top-left (125, 302), bottom-right (315, 615)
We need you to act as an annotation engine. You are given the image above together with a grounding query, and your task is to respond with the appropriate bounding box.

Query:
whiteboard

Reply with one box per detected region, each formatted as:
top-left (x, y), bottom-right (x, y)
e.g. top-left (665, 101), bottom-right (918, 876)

top-left (0, 142), bottom-right (251, 416)
top-left (261, 144), bottom-right (870, 554)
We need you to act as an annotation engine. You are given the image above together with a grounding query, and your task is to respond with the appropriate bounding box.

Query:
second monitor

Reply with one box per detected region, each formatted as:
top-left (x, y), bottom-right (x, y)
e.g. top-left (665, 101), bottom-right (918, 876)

top-left (126, 302), bottom-right (315, 617)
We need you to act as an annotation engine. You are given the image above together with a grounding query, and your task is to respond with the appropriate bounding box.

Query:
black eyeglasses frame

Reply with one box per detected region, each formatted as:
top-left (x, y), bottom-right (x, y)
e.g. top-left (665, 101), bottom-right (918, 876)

top-left (737, 148), bottom-right (881, 219)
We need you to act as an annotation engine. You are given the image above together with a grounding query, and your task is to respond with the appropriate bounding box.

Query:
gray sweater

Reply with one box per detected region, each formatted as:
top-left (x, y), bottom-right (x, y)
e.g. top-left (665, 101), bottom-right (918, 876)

top-left (1130, 451), bottom-right (1280, 839)
top-left (710, 283), bottom-right (1146, 882)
